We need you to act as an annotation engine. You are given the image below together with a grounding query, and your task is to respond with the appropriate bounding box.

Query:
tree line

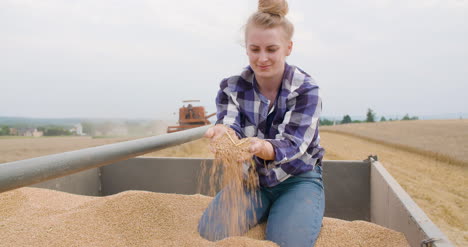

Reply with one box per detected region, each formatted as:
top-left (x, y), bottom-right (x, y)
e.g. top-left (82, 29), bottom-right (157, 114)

top-left (320, 109), bottom-right (419, 126)
top-left (0, 125), bottom-right (74, 136)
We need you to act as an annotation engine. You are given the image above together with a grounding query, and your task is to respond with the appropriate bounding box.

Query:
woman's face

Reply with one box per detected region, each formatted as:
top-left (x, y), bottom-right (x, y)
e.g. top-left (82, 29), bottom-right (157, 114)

top-left (246, 25), bottom-right (292, 82)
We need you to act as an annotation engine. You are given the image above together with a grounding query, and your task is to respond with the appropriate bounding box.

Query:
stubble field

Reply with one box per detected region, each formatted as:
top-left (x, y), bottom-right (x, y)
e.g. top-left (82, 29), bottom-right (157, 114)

top-left (320, 119), bottom-right (468, 166)
top-left (0, 119), bottom-right (466, 246)
top-left (0, 136), bottom-right (134, 164)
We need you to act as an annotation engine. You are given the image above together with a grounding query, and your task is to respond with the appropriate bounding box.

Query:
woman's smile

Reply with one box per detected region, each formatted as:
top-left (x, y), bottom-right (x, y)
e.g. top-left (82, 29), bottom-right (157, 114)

top-left (258, 65), bottom-right (271, 70)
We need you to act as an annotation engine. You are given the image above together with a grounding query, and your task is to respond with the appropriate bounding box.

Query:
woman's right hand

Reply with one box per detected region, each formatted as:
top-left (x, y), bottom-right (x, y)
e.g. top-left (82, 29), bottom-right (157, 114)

top-left (204, 124), bottom-right (229, 141)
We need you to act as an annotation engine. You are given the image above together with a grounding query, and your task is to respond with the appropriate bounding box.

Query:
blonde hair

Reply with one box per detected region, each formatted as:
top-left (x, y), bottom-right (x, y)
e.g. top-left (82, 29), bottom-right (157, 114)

top-left (245, 0), bottom-right (294, 41)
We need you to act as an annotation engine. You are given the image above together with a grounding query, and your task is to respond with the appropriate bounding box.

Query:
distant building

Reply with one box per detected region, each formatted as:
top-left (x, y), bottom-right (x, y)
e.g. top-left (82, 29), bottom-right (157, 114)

top-left (69, 123), bottom-right (84, 136)
top-left (75, 123), bottom-right (84, 135)
top-left (9, 128), bottom-right (17, 135)
top-left (17, 128), bottom-right (32, 136)
top-left (17, 128), bottom-right (43, 137)
top-left (33, 129), bottom-right (43, 137)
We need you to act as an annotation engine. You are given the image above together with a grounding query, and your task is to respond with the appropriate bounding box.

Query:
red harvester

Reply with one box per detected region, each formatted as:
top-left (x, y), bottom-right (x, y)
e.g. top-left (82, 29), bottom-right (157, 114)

top-left (167, 100), bottom-right (216, 133)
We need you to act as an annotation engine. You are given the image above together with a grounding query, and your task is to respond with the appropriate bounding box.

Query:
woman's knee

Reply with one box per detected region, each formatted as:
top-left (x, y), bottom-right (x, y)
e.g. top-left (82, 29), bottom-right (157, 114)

top-left (265, 182), bottom-right (325, 246)
top-left (197, 211), bottom-right (227, 241)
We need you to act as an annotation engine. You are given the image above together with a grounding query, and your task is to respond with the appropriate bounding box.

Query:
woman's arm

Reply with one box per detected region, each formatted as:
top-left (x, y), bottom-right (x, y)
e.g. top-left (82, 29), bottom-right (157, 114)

top-left (246, 84), bottom-right (321, 163)
top-left (212, 78), bottom-right (245, 138)
top-left (266, 83), bottom-right (322, 166)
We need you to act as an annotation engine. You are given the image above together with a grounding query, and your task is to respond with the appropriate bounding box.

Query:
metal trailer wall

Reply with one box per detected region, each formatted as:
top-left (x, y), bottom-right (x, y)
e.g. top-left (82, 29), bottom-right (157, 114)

top-left (33, 168), bottom-right (101, 196)
top-left (100, 157), bottom-right (371, 221)
top-left (370, 161), bottom-right (452, 247)
top-left (100, 157), bottom-right (208, 196)
top-left (29, 157), bottom-right (370, 221)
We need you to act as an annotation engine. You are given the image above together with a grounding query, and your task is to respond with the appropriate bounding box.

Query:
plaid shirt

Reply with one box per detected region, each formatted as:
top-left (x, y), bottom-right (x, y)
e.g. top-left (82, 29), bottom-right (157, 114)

top-left (215, 63), bottom-right (325, 187)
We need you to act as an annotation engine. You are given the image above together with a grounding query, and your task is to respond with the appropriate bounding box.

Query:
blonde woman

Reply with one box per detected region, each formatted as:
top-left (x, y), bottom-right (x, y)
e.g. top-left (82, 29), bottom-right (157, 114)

top-left (199, 1), bottom-right (325, 246)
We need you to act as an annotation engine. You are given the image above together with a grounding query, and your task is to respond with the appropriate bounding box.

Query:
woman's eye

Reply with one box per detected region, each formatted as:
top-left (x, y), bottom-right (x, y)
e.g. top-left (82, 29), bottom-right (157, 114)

top-left (268, 49), bottom-right (278, 53)
top-left (251, 49), bottom-right (260, 52)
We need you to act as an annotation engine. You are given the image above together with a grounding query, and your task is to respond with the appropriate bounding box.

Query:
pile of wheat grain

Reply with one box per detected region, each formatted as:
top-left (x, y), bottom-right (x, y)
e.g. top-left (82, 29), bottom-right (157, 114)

top-left (0, 187), bottom-right (409, 247)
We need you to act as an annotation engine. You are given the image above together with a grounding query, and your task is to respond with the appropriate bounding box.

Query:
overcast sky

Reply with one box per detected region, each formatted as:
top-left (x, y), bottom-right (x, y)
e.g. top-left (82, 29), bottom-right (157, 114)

top-left (1, 0), bottom-right (467, 120)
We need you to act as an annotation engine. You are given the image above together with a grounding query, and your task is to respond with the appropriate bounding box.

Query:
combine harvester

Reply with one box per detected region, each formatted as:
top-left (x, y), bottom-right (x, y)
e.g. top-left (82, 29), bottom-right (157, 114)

top-left (167, 100), bottom-right (215, 133)
top-left (0, 126), bottom-right (454, 246)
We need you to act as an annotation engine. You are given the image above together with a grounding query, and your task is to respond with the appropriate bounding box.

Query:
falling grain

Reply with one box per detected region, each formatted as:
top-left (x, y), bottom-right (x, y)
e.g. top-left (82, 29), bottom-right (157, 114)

top-left (202, 127), bottom-right (260, 238)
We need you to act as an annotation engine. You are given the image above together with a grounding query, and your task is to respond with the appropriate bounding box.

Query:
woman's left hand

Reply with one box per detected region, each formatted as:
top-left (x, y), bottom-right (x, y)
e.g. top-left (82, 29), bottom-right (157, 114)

top-left (249, 138), bottom-right (275, 161)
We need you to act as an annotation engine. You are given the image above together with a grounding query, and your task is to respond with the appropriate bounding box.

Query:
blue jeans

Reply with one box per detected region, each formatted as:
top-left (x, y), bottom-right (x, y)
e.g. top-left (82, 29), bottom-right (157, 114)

top-left (198, 165), bottom-right (325, 247)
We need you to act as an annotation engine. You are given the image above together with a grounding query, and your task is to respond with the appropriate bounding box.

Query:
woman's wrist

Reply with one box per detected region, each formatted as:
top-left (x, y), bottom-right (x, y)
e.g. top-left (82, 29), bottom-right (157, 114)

top-left (204, 124), bottom-right (228, 139)
top-left (250, 138), bottom-right (275, 161)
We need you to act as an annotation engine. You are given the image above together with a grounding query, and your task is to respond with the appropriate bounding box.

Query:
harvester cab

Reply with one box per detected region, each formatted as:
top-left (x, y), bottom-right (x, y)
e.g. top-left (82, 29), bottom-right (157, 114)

top-left (167, 100), bottom-right (215, 133)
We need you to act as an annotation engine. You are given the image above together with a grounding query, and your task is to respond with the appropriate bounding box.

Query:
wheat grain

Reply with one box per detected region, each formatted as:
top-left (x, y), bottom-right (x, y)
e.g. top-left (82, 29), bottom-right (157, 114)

top-left (0, 187), bottom-right (410, 246)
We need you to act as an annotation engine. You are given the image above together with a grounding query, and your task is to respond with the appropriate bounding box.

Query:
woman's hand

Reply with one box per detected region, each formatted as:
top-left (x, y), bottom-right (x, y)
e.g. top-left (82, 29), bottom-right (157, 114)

top-left (249, 138), bottom-right (275, 161)
top-left (204, 124), bottom-right (229, 140)
top-left (205, 125), bottom-right (275, 161)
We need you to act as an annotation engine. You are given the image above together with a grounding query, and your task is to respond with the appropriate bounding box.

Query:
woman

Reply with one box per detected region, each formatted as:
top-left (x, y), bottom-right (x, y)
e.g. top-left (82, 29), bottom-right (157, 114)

top-left (198, 0), bottom-right (325, 246)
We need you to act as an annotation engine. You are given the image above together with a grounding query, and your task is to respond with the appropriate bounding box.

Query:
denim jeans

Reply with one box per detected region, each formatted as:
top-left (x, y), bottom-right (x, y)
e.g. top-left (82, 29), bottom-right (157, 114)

top-left (198, 165), bottom-right (325, 247)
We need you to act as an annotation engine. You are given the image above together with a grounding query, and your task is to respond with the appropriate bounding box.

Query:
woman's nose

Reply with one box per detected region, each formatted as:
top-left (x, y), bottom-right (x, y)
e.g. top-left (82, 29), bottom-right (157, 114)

top-left (259, 52), bottom-right (268, 62)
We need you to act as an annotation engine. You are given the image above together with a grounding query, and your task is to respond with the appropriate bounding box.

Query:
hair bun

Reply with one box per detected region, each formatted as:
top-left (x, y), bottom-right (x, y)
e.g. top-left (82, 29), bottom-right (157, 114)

top-left (258, 0), bottom-right (289, 17)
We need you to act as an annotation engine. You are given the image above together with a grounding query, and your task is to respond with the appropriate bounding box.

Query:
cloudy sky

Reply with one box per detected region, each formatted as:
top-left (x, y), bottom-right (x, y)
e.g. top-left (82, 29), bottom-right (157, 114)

top-left (1, 0), bottom-right (467, 120)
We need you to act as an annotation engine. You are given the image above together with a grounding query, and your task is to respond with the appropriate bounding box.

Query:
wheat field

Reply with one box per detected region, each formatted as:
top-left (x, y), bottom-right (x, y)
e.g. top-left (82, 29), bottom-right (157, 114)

top-left (0, 136), bottom-right (134, 164)
top-left (0, 119), bottom-right (466, 246)
top-left (320, 119), bottom-right (468, 166)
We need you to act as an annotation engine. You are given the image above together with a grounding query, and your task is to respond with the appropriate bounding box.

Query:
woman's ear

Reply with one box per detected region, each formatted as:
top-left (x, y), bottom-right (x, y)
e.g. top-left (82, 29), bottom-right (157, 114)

top-left (286, 40), bottom-right (293, 56)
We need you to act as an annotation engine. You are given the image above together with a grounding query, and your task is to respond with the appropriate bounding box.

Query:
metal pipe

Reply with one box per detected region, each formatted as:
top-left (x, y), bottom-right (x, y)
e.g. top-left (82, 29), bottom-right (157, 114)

top-left (0, 125), bottom-right (211, 193)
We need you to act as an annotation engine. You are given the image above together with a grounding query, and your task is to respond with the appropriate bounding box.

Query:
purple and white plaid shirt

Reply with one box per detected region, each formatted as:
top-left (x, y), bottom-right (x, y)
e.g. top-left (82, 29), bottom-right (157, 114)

top-left (215, 63), bottom-right (325, 187)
